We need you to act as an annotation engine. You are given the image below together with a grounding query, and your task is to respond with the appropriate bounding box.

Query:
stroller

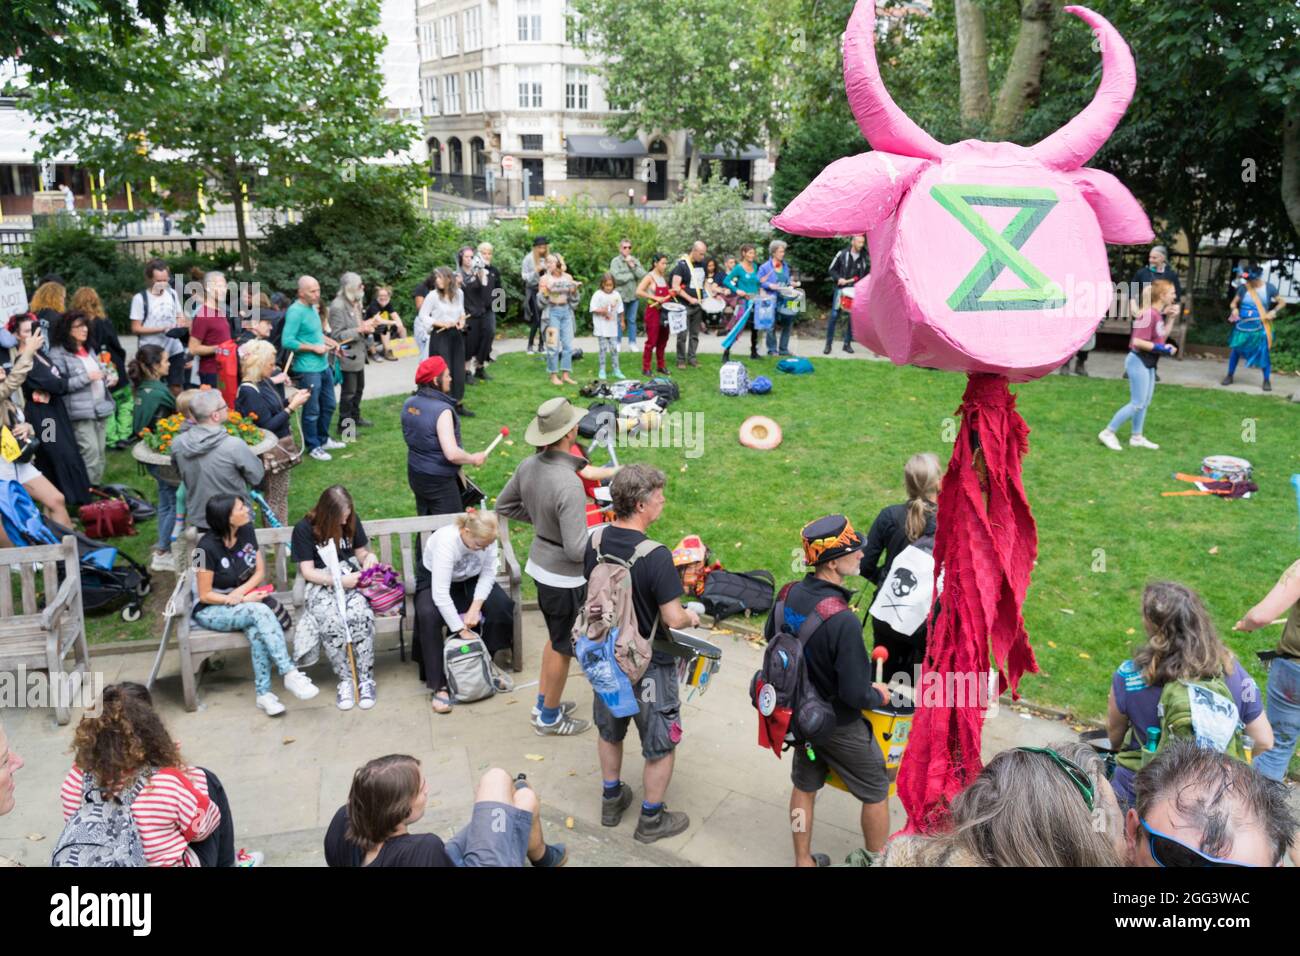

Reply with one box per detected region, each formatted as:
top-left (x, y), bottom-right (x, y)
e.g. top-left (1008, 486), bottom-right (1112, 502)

top-left (0, 480), bottom-right (152, 622)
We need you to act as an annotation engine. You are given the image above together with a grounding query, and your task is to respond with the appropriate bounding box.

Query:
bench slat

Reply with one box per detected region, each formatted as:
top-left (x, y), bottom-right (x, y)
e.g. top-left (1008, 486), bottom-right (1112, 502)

top-left (18, 564), bottom-right (37, 615)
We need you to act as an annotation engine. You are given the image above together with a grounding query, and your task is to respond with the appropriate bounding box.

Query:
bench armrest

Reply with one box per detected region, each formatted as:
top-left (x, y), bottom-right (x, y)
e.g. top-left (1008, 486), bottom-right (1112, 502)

top-left (163, 573), bottom-right (194, 620)
top-left (40, 574), bottom-right (80, 631)
top-left (497, 517), bottom-right (522, 586)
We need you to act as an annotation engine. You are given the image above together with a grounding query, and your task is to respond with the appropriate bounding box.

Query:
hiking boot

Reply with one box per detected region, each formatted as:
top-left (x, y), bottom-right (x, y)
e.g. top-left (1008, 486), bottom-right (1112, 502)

top-left (534, 713), bottom-right (590, 736)
top-left (1220, 374), bottom-right (1234, 386)
top-left (602, 783), bottom-right (635, 827)
top-left (634, 806), bottom-right (690, 844)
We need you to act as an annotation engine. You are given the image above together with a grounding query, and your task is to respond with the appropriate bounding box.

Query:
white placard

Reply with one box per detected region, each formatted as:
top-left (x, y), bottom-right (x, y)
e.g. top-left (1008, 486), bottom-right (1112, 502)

top-left (0, 268), bottom-right (27, 317)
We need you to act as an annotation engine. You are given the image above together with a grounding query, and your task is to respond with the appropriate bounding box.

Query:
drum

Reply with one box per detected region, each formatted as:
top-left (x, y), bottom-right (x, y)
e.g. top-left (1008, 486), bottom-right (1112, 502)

top-left (701, 297), bottom-right (725, 315)
top-left (664, 302), bottom-right (688, 334)
top-left (826, 705), bottom-right (914, 799)
top-left (1201, 455), bottom-right (1252, 482)
top-left (753, 295), bottom-right (776, 330)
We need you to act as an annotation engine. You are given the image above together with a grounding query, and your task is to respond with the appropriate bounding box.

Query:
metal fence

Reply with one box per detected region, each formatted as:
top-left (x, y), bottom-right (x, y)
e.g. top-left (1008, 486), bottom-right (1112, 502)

top-left (423, 202), bottom-right (776, 230)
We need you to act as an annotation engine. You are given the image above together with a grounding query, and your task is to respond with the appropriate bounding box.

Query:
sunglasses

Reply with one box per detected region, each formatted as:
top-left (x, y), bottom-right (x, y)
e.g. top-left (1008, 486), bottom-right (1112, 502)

top-left (1013, 747), bottom-right (1094, 812)
top-left (1138, 818), bottom-right (1253, 868)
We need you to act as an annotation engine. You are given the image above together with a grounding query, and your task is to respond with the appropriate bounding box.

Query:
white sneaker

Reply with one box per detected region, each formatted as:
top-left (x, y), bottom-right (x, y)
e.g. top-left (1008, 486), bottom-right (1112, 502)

top-left (336, 681), bottom-right (355, 711)
top-left (1097, 428), bottom-right (1122, 451)
top-left (283, 669), bottom-right (319, 701)
top-left (358, 680), bottom-right (376, 710)
top-left (1130, 435), bottom-right (1160, 450)
top-left (309, 447), bottom-right (332, 461)
top-left (526, 346), bottom-right (535, 355)
top-left (323, 438), bottom-right (347, 450)
top-left (150, 551), bottom-right (178, 573)
top-left (256, 693), bottom-right (286, 717)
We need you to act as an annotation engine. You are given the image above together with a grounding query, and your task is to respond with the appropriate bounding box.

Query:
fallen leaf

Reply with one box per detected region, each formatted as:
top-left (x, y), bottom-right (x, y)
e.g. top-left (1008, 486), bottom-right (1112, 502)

top-left (282, 737), bottom-right (295, 745)
top-left (565, 816), bottom-right (575, 829)
top-left (505, 698), bottom-right (517, 705)
top-left (1125, 627), bottom-right (1136, 635)
top-left (505, 440), bottom-right (515, 446)
top-left (734, 542), bottom-right (742, 548)
top-left (567, 770), bottom-right (577, 776)
top-left (1060, 608), bottom-right (1075, 615)
top-left (1078, 652), bottom-right (1091, 660)
top-left (679, 464), bottom-right (688, 472)
top-left (26, 832), bottom-right (44, 842)
top-left (1046, 640), bottom-right (1058, 649)
top-left (524, 753), bottom-right (545, 762)
top-left (1019, 713), bottom-right (1032, 720)
top-left (1208, 546), bottom-right (1219, 555)
top-left (1072, 724), bottom-right (1087, 732)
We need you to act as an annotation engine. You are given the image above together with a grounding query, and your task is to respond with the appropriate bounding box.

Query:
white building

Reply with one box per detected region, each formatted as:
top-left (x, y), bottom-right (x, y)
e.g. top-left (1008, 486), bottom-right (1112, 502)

top-left (416, 0), bottom-right (771, 206)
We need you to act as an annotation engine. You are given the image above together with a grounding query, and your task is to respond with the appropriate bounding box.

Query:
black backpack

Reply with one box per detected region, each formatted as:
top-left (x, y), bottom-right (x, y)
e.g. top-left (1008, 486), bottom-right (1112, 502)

top-left (700, 569), bottom-right (774, 623)
top-left (749, 582), bottom-right (848, 751)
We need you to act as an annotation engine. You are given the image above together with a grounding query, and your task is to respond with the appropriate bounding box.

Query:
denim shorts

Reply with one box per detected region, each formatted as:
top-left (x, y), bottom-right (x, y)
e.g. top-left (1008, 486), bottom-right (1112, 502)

top-left (444, 801), bottom-right (532, 868)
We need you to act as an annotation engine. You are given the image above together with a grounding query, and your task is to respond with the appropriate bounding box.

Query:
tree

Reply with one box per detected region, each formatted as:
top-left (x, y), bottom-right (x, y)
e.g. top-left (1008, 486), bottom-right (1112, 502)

top-left (0, 0), bottom-right (231, 92)
top-left (570, 0), bottom-right (774, 183)
top-left (22, 0), bottom-right (422, 271)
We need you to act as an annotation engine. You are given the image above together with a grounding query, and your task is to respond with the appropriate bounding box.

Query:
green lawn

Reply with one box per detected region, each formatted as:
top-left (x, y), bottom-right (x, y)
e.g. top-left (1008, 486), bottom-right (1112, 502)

top-left (93, 350), bottom-right (1300, 731)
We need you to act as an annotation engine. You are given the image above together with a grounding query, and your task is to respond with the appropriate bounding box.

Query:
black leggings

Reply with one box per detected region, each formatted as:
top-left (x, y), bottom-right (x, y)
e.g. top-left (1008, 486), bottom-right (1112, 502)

top-left (412, 581), bottom-right (515, 692)
top-left (190, 768), bottom-right (235, 867)
top-left (525, 292), bottom-right (541, 349)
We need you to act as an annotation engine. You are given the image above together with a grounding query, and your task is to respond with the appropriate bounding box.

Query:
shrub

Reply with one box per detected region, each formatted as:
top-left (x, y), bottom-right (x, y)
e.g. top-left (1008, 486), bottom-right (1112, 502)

top-left (392, 215), bottom-right (474, 313)
top-left (22, 217), bottom-right (143, 331)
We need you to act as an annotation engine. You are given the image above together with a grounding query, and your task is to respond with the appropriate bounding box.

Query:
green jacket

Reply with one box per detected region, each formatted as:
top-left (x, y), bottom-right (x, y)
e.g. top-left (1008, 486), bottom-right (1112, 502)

top-left (132, 378), bottom-right (176, 439)
top-left (609, 254), bottom-right (647, 302)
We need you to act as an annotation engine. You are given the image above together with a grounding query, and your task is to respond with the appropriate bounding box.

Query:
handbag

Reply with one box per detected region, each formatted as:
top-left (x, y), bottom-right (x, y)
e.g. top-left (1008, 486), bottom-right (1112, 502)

top-left (262, 433), bottom-right (302, 475)
top-left (458, 470), bottom-right (485, 510)
top-left (260, 594), bottom-right (293, 632)
top-left (357, 563), bottom-right (406, 617)
top-left (0, 424), bottom-right (38, 465)
top-left (81, 496), bottom-right (135, 539)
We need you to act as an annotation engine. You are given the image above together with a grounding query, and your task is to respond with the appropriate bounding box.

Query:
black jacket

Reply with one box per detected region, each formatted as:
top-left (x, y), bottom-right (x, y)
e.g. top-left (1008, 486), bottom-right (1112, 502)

top-left (764, 574), bottom-right (883, 724)
top-left (860, 502), bottom-right (936, 588)
top-left (828, 247), bottom-right (870, 285)
top-left (235, 379), bottom-right (291, 439)
top-left (90, 317), bottom-right (127, 386)
top-left (463, 264), bottom-right (501, 318)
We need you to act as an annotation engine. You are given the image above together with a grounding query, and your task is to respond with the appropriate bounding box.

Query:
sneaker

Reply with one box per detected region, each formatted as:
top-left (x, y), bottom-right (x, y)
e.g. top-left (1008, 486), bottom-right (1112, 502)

top-left (309, 447), bottom-right (332, 461)
top-left (150, 551), bottom-right (178, 573)
top-left (1097, 428), bottom-right (1122, 452)
top-left (1220, 375), bottom-right (1234, 386)
top-left (823, 345), bottom-right (832, 355)
top-left (532, 843), bottom-right (568, 867)
top-left (1130, 435), bottom-right (1160, 450)
top-left (530, 701), bottom-right (578, 722)
top-left (598, 371), bottom-right (607, 381)
top-left (1262, 379), bottom-right (1272, 392)
top-left (1057, 364), bottom-right (1070, 376)
top-left (842, 344), bottom-right (854, 354)
top-left (235, 848), bottom-right (264, 868)
top-left (634, 806), bottom-right (690, 844)
top-left (256, 693), bottom-right (286, 717)
top-left (602, 783), bottom-right (635, 827)
top-left (611, 368), bottom-right (624, 380)
top-left (323, 438), bottom-right (347, 450)
top-left (358, 680), bottom-right (376, 710)
top-left (534, 713), bottom-right (591, 736)
top-left (355, 417), bottom-right (375, 427)
top-left (283, 669), bottom-right (319, 701)
top-left (688, 358), bottom-right (699, 367)
top-left (336, 681), bottom-right (355, 711)
top-left (526, 346), bottom-right (536, 355)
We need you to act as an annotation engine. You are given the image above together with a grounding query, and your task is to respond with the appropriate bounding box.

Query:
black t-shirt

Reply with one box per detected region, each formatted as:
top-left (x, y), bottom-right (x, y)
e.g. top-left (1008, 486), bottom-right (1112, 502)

top-left (197, 524), bottom-right (259, 592)
top-left (364, 300), bottom-right (400, 321)
top-left (290, 516), bottom-right (369, 567)
top-left (413, 282), bottom-right (431, 307)
top-left (583, 525), bottom-right (683, 666)
top-left (670, 259), bottom-right (703, 299)
top-left (1131, 265), bottom-right (1183, 303)
top-left (324, 806), bottom-right (453, 868)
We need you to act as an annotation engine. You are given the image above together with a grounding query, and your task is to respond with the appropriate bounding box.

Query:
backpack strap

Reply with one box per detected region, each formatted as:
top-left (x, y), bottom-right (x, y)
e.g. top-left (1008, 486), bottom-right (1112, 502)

top-left (795, 596), bottom-right (851, 644)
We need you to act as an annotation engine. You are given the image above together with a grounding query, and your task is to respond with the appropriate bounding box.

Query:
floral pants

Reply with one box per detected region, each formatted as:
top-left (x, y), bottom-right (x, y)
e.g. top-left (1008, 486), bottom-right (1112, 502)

top-left (293, 581), bottom-right (376, 684)
top-left (193, 601), bottom-right (293, 696)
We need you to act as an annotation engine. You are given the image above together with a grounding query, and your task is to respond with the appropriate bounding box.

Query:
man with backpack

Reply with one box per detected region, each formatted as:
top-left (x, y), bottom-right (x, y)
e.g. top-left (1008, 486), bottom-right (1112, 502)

top-left (496, 397), bottom-right (592, 736)
top-left (129, 259), bottom-right (189, 395)
top-left (579, 464), bottom-right (700, 844)
top-left (759, 514), bottom-right (891, 867)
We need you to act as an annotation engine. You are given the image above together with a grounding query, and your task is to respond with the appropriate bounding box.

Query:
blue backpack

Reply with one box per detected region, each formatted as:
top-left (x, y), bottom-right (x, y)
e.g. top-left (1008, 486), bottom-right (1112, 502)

top-left (749, 376), bottom-right (772, 394)
top-left (777, 357), bottom-right (814, 375)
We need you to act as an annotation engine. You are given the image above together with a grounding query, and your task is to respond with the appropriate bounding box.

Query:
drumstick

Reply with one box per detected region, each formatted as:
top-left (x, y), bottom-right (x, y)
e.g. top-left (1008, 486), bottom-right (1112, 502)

top-left (482, 426), bottom-right (509, 456)
top-left (871, 646), bottom-right (888, 683)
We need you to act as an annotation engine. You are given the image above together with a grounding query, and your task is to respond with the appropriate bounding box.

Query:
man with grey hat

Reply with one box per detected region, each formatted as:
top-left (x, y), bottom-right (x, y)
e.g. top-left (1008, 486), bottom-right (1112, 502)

top-left (766, 514), bottom-right (891, 867)
top-left (496, 397), bottom-right (592, 736)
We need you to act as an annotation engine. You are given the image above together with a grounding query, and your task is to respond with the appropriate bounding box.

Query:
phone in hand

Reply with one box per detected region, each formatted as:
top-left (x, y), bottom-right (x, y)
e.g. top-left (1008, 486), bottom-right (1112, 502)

top-left (247, 584), bottom-right (275, 598)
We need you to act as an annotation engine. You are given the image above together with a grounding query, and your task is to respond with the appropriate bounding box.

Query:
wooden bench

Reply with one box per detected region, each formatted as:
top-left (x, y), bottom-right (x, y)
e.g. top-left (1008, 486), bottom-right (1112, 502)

top-left (0, 536), bottom-right (87, 725)
top-left (151, 514), bottom-right (523, 711)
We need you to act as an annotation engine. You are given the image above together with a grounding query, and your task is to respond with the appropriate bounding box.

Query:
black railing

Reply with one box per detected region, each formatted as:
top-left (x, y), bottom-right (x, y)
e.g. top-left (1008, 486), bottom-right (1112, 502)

top-left (432, 173), bottom-right (490, 202)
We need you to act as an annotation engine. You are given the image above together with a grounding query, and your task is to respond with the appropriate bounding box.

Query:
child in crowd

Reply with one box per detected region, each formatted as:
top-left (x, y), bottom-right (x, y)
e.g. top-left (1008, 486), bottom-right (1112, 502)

top-left (130, 345), bottom-right (179, 572)
top-left (589, 273), bottom-right (625, 381)
top-left (168, 388), bottom-right (199, 571)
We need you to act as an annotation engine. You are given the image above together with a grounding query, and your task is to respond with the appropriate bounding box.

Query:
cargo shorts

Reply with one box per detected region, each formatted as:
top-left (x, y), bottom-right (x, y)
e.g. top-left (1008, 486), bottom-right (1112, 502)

top-left (592, 660), bottom-right (682, 760)
top-left (791, 717), bottom-right (889, 804)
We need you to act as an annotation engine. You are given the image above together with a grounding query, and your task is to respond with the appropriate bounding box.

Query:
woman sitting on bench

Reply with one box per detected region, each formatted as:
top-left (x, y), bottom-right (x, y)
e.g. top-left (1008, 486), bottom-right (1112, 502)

top-left (194, 494), bottom-right (319, 718)
top-left (414, 510), bottom-right (515, 713)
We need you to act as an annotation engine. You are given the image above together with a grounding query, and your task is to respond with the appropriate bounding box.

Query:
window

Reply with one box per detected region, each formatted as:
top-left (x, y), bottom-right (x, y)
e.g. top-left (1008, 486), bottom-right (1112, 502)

top-left (422, 76), bottom-right (440, 115)
top-left (517, 66), bottom-right (542, 109)
top-left (464, 7), bottom-right (482, 51)
top-left (517, 0), bottom-right (541, 41)
top-left (467, 70), bottom-right (483, 112)
top-left (444, 73), bottom-right (461, 114)
top-left (565, 2), bottom-right (587, 44)
top-left (439, 15), bottom-right (458, 56)
top-left (520, 134), bottom-right (543, 151)
top-left (419, 22), bottom-right (435, 60)
top-left (565, 66), bottom-right (589, 110)
top-left (470, 137), bottom-right (486, 175)
top-left (566, 157), bottom-right (632, 180)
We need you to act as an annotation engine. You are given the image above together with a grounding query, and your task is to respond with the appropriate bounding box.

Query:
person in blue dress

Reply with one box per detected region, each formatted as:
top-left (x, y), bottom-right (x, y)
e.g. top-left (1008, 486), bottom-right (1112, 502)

top-left (1221, 265), bottom-right (1287, 392)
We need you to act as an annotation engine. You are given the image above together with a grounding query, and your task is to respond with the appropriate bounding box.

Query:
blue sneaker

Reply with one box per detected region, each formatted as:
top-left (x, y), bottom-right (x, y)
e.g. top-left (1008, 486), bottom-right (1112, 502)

top-left (532, 843), bottom-right (568, 867)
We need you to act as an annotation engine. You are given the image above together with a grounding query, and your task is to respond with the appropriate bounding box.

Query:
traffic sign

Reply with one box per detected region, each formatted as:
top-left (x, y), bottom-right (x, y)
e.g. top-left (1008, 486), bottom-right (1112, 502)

top-left (501, 155), bottom-right (517, 172)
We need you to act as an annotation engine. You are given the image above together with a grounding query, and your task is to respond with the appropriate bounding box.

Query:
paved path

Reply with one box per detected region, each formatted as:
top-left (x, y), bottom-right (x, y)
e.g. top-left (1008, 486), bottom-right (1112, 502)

top-left (3, 611), bottom-right (1086, 867)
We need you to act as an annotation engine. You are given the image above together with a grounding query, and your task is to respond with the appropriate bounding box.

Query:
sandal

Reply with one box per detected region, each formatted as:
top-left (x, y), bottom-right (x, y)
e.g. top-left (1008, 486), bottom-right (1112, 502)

top-left (550, 375), bottom-right (563, 386)
top-left (431, 692), bottom-right (453, 714)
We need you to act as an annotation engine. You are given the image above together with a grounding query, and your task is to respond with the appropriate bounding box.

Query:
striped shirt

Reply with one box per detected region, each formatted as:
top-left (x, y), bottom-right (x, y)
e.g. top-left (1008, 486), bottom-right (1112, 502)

top-left (62, 765), bottom-right (219, 867)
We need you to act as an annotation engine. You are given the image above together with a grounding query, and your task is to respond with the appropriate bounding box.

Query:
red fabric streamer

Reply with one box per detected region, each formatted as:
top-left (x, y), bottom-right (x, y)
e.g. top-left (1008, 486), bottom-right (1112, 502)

top-left (896, 373), bottom-right (1040, 834)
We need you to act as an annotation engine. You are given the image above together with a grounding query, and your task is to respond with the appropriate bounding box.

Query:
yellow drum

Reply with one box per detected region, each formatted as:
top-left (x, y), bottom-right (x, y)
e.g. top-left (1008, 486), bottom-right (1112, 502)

top-left (826, 707), bottom-right (914, 798)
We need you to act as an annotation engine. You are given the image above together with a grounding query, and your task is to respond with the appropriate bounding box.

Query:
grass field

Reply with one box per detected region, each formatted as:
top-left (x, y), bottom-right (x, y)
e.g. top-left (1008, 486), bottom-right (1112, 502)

top-left (92, 350), bottom-right (1300, 733)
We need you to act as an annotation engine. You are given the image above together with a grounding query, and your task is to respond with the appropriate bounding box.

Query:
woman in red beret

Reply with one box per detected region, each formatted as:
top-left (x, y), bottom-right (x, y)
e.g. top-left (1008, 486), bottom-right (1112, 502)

top-left (401, 355), bottom-right (487, 516)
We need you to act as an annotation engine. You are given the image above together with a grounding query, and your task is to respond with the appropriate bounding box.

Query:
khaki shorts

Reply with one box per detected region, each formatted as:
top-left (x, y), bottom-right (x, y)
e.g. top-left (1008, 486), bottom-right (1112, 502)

top-left (592, 660), bottom-right (682, 760)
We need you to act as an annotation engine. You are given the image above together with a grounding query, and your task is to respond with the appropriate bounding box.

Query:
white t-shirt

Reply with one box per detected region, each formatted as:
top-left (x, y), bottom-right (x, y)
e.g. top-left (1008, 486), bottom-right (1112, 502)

top-left (416, 289), bottom-right (465, 343)
top-left (422, 524), bottom-right (498, 634)
top-left (130, 287), bottom-right (185, 355)
top-left (588, 290), bottom-right (624, 338)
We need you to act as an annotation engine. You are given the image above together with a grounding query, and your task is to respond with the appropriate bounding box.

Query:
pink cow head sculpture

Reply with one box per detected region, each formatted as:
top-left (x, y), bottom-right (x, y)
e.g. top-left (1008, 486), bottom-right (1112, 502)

top-left (772, 1), bottom-right (1153, 382)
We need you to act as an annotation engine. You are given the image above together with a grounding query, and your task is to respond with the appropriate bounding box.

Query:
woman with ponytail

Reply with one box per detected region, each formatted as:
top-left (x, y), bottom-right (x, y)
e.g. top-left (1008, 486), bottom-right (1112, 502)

top-left (130, 345), bottom-right (179, 573)
top-left (859, 452), bottom-right (941, 682)
top-left (1105, 581), bottom-right (1273, 806)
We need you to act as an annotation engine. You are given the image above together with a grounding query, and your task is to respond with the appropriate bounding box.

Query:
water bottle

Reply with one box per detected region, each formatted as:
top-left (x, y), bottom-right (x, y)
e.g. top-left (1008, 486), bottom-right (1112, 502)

top-left (1140, 726), bottom-right (1160, 767)
top-left (514, 773), bottom-right (529, 792)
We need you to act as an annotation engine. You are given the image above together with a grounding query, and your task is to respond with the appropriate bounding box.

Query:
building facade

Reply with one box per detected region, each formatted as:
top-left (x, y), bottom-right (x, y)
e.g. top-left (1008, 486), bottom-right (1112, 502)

top-left (417, 0), bottom-right (771, 206)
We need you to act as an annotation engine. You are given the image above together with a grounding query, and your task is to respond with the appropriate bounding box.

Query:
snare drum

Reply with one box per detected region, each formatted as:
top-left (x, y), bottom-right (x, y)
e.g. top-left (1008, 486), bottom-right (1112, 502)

top-left (700, 297), bottom-right (725, 315)
top-left (826, 705), bottom-right (914, 798)
top-left (660, 629), bottom-right (723, 696)
top-left (663, 302), bottom-right (688, 334)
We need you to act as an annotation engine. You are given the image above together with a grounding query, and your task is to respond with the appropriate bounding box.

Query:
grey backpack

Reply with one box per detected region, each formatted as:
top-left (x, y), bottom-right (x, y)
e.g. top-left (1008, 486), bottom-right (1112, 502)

top-left (444, 630), bottom-right (497, 703)
top-left (52, 771), bottom-right (149, 868)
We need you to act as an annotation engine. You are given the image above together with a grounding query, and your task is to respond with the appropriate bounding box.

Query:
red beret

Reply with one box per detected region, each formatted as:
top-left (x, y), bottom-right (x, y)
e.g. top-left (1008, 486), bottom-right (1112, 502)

top-left (415, 355), bottom-right (448, 386)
